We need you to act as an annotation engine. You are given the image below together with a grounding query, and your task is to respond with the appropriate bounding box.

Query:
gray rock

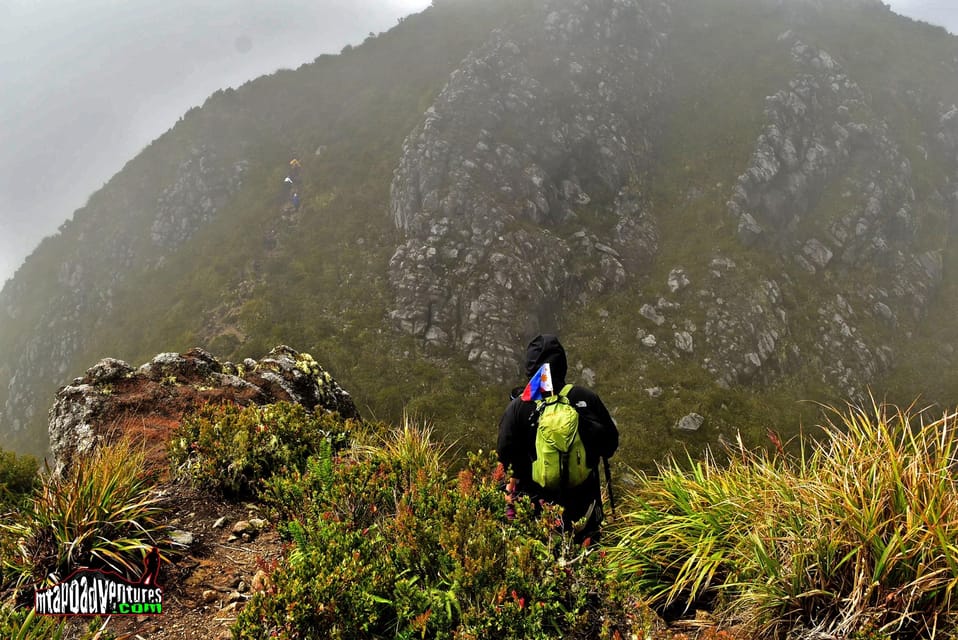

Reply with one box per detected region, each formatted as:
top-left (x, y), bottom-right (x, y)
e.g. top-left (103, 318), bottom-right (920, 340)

top-left (675, 331), bottom-right (694, 353)
top-left (640, 304), bottom-right (665, 326)
top-left (386, 0), bottom-right (670, 378)
top-left (86, 358), bottom-right (133, 384)
top-left (736, 213), bottom-right (763, 245)
top-left (170, 530), bottom-right (194, 547)
top-left (48, 346), bottom-right (359, 476)
top-left (667, 268), bottom-right (690, 293)
top-left (803, 238), bottom-right (833, 269)
top-left (675, 413), bottom-right (705, 432)
top-left (579, 368), bottom-right (596, 387)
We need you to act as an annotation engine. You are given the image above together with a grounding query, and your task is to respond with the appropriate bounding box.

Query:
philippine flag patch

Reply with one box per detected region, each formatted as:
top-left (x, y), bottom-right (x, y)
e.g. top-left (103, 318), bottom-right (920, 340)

top-left (521, 363), bottom-right (553, 401)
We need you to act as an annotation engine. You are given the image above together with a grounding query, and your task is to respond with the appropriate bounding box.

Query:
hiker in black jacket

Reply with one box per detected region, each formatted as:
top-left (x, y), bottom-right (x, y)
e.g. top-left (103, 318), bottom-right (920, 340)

top-left (497, 334), bottom-right (619, 543)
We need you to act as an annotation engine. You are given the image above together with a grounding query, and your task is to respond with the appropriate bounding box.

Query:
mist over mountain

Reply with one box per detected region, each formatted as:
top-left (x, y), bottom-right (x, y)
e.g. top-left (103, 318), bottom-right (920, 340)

top-left (0, 0), bottom-right (951, 287)
top-left (2, 0), bottom-right (958, 471)
top-left (0, 0), bottom-right (428, 283)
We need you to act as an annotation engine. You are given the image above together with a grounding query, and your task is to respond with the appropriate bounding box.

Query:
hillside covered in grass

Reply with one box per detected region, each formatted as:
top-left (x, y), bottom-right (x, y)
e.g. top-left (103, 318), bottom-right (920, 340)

top-left (3, 0), bottom-right (958, 475)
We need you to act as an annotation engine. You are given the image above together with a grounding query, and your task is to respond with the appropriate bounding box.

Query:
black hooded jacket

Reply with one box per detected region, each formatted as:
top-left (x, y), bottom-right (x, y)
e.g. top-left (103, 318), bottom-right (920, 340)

top-left (497, 334), bottom-right (619, 504)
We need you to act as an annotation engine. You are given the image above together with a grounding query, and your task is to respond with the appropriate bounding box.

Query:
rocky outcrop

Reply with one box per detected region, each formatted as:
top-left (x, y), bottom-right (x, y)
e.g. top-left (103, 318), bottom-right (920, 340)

top-left (49, 345), bottom-right (357, 476)
top-left (387, 6), bottom-right (949, 399)
top-left (728, 38), bottom-right (871, 246)
top-left (936, 104), bottom-right (958, 208)
top-left (632, 256), bottom-right (796, 390)
top-left (720, 35), bottom-right (943, 397)
top-left (388, 0), bottom-right (669, 377)
top-left (150, 147), bottom-right (248, 251)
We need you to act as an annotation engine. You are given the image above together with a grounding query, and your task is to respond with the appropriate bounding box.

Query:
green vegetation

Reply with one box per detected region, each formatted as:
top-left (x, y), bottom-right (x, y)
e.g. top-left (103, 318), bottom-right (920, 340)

top-left (4, 397), bottom-right (958, 638)
top-left (236, 416), bottom-right (647, 640)
top-left (0, 448), bottom-right (38, 511)
top-left (0, 606), bottom-right (120, 640)
top-left (0, 607), bottom-right (64, 640)
top-left (610, 400), bottom-right (958, 638)
top-left (169, 401), bottom-right (357, 496)
top-left (1, 438), bottom-right (172, 598)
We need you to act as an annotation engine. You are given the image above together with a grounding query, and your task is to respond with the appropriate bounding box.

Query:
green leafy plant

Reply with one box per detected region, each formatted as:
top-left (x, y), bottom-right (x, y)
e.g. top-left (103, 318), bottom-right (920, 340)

top-left (2, 438), bottom-right (170, 596)
top-left (169, 401), bottom-right (355, 496)
top-left (235, 418), bottom-right (650, 639)
top-left (609, 400), bottom-right (958, 638)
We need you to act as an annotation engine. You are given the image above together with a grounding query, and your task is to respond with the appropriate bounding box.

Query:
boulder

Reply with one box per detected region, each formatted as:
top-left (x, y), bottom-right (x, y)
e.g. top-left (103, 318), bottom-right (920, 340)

top-left (48, 345), bottom-right (358, 476)
top-left (675, 413), bottom-right (705, 432)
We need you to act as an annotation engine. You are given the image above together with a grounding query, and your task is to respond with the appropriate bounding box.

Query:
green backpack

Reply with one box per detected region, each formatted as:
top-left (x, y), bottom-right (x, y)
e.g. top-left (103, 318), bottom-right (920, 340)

top-left (532, 384), bottom-right (591, 490)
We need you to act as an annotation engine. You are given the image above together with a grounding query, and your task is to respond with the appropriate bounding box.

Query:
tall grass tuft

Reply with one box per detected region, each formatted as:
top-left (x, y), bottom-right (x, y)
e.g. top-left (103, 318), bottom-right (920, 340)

top-left (0, 606), bottom-right (65, 640)
top-left (609, 400), bottom-right (958, 638)
top-left (3, 438), bottom-right (170, 594)
top-left (367, 412), bottom-right (452, 475)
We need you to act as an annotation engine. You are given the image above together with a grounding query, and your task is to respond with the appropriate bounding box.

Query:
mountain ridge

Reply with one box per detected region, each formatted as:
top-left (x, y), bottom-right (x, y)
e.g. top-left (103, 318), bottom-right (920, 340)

top-left (3, 0), bottom-right (958, 469)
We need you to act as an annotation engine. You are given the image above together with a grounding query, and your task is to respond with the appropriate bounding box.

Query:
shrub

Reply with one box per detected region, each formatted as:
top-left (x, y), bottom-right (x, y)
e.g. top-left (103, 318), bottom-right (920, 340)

top-left (0, 449), bottom-right (39, 511)
top-left (168, 401), bottom-right (356, 496)
top-left (234, 419), bottom-right (650, 639)
top-left (2, 438), bottom-right (171, 597)
top-left (609, 401), bottom-right (958, 639)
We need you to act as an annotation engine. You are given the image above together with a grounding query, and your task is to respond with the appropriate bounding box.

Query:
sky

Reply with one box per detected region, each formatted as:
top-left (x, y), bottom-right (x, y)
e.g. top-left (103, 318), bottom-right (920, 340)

top-left (889, 0), bottom-right (958, 34)
top-left (0, 0), bottom-right (954, 286)
top-left (0, 0), bottom-right (431, 285)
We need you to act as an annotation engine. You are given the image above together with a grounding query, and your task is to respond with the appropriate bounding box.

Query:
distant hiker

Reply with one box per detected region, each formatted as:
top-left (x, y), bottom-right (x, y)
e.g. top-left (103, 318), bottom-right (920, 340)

top-left (289, 158), bottom-right (301, 181)
top-left (284, 176), bottom-right (294, 187)
top-left (497, 334), bottom-right (619, 544)
top-left (291, 191), bottom-right (300, 211)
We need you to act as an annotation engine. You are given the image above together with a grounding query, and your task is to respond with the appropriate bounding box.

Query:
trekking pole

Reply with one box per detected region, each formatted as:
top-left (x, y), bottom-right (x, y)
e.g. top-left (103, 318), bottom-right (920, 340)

top-left (603, 457), bottom-right (615, 517)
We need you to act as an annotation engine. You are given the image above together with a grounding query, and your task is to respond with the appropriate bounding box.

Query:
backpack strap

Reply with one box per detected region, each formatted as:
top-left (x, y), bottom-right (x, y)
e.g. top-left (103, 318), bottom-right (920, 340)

top-left (535, 383), bottom-right (574, 408)
top-left (558, 383), bottom-right (615, 517)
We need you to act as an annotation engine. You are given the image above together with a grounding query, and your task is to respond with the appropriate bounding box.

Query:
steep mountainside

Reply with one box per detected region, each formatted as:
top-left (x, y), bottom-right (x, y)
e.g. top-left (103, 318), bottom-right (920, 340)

top-left (2, 0), bottom-right (958, 468)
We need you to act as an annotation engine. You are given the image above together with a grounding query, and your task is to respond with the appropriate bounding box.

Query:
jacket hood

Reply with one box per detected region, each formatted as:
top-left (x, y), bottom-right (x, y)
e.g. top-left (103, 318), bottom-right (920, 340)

top-left (524, 334), bottom-right (567, 386)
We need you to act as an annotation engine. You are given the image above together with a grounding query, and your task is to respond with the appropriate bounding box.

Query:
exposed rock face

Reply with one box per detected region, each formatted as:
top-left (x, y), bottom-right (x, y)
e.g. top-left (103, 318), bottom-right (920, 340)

top-left (717, 35), bottom-right (943, 397)
top-left (150, 148), bottom-right (248, 250)
top-left (388, 6), bottom-right (945, 399)
top-left (388, 0), bottom-right (669, 377)
top-left (49, 345), bottom-right (357, 476)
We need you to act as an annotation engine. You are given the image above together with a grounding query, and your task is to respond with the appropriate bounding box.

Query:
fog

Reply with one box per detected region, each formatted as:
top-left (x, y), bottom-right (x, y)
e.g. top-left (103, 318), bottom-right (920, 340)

top-left (888, 0), bottom-right (958, 35)
top-left (0, 0), bottom-right (954, 285)
top-left (0, 0), bottom-right (430, 285)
